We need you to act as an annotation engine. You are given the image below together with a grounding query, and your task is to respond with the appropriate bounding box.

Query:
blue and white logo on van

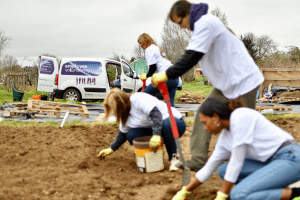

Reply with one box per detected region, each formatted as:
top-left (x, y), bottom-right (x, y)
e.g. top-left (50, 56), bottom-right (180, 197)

top-left (61, 61), bottom-right (102, 76)
top-left (40, 59), bottom-right (54, 75)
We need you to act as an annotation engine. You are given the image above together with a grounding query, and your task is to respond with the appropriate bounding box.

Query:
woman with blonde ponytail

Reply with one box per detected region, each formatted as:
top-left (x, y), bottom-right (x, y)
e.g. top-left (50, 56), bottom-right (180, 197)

top-left (173, 96), bottom-right (300, 200)
top-left (137, 33), bottom-right (179, 107)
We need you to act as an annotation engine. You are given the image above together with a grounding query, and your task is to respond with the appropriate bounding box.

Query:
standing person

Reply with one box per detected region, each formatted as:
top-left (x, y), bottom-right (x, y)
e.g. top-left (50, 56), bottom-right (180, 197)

top-left (138, 33), bottom-right (179, 107)
top-left (152, 0), bottom-right (264, 171)
top-left (97, 88), bottom-right (186, 171)
top-left (172, 97), bottom-right (300, 200)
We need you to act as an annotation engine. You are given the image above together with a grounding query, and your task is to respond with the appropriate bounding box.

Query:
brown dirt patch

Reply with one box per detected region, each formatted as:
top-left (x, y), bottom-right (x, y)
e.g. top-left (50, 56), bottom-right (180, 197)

top-left (1, 118), bottom-right (300, 200)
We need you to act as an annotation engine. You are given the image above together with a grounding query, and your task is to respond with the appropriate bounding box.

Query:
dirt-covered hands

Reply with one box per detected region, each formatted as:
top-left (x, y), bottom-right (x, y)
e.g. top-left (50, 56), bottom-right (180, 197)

top-left (172, 186), bottom-right (192, 200)
top-left (149, 135), bottom-right (162, 150)
top-left (98, 148), bottom-right (114, 158)
top-left (215, 191), bottom-right (228, 200)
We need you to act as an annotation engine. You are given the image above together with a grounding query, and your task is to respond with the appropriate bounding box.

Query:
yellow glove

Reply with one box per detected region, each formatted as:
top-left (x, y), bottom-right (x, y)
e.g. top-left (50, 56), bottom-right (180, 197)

top-left (98, 148), bottom-right (114, 158)
top-left (149, 135), bottom-right (162, 150)
top-left (140, 73), bottom-right (147, 81)
top-left (151, 72), bottom-right (168, 88)
top-left (215, 191), bottom-right (228, 200)
top-left (172, 186), bottom-right (192, 200)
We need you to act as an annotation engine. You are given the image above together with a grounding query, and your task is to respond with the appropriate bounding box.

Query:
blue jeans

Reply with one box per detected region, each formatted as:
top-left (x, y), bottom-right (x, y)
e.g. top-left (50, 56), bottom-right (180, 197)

top-left (144, 78), bottom-right (179, 107)
top-left (126, 117), bottom-right (186, 161)
top-left (217, 144), bottom-right (300, 200)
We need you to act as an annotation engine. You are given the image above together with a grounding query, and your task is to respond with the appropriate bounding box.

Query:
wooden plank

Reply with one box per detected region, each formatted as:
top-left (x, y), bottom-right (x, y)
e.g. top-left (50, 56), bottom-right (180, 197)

top-left (27, 99), bottom-right (33, 111)
top-left (179, 110), bottom-right (194, 117)
top-left (255, 106), bottom-right (292, 112)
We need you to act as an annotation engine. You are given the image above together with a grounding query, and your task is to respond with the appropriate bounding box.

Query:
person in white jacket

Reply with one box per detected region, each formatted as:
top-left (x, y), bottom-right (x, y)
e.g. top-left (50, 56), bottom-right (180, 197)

top-left (152, 0), bottom-right (264, 172)
top-left (98, 88), bottom-right (186, 171)
top-left (138, 33), bottom-right (179, 107)
top-left (172, 96), bottom-right (300, 200)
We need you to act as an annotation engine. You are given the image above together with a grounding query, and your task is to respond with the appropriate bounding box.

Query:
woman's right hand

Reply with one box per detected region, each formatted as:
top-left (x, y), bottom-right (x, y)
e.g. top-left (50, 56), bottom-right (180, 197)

top-left (140, 73), bottom-right (147, 81)
top-left (98, 148), bottom-right (114, 158)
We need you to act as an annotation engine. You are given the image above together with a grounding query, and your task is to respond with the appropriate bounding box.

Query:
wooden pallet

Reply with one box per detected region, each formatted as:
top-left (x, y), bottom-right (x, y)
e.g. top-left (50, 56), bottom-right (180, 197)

top-left (280, 97), bottom-right (300, 102)
top-left (1, 101), bottom-right (89, 119)
top-left (255, 105), bottom-right (292, 112)
top-left (27, 100), bottom-right (89, 119)
top-left (179, 110), bottom-right (194, 117)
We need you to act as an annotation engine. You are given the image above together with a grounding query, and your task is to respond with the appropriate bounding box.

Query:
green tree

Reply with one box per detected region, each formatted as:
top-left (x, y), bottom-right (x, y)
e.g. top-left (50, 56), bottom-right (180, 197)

top-left (285, 45), bottom-right (300, 62)
top-left (240, 32), bottom-right (259, 62)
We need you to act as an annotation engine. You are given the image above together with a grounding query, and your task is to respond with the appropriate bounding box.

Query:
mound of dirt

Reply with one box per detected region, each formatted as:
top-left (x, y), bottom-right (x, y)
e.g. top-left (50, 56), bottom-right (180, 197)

top-left (1, 118), bottom-right (300, 200)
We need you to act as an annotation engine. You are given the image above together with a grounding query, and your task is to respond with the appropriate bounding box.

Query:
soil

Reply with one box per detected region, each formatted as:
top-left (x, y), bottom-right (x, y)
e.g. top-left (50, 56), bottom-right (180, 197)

top-left (1, 117), bottom-right (300, 200)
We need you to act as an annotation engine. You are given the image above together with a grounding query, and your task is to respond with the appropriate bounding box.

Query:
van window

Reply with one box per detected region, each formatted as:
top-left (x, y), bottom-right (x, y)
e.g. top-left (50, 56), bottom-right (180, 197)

top-left (40, 59), bottom-right (55, 75)
top-left (61, 61), bottom-right (102, 76)
top-left (122, 62), bottom-right (132, 77)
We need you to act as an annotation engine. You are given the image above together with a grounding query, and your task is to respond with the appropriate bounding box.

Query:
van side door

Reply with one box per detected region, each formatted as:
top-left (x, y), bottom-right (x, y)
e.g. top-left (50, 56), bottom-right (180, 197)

top-left (120, 59), bottom-right (136, 93)
top-left (37, 56), bottom-right (59, 92)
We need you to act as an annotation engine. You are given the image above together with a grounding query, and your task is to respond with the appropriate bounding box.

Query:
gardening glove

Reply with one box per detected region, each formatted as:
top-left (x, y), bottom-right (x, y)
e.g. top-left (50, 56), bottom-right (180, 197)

top-left (215, 191), bottom-right (228, 200)
top-left (140, 73), bottom-right (147, 81)
top-left (98, 148), bottom-right (114, 158)
top-left (149, 135), bottom-right (162, 150)
top-left (172, 186), bottom-right (191, 200)
top-left (151, 72), bottom-right (168, 88)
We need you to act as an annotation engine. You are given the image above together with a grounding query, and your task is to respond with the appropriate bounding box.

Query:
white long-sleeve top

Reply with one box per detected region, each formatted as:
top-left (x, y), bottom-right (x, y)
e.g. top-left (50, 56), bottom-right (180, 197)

top-left (119, 92), bottom-right (182, 133)
top-left (195, 107), bottom-right (294, 183)
top-left (186, 14), bottom-right (264, 98)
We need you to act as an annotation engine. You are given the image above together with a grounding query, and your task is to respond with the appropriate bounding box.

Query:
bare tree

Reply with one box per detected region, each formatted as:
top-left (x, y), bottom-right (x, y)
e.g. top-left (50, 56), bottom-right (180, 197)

top-left (159, 18), bottom-right (195, 82)
top-left (211, 7), bottom-right (228, 26)
top-left (132, 44), bottom-right (145, 60)
top-left (0, 30), bottom-right (12, 59)
top-left (109, 51), bottom-right (129, 63)
top-left (256, 34), bottom-right (278, 61)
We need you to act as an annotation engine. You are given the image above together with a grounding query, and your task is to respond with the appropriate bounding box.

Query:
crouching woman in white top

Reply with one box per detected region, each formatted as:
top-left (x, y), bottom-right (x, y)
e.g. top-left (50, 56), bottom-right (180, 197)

top-left (173, 97), bottom-right (300, 200)
top-left (98, 88), bottom-right (186, 171)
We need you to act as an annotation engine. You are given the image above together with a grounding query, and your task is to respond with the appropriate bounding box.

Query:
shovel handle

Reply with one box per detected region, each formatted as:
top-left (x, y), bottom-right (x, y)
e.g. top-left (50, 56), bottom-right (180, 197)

top-left (141, 80), bottom-right (146, 92)
top-left (158, 82), bottom-right (180, 138)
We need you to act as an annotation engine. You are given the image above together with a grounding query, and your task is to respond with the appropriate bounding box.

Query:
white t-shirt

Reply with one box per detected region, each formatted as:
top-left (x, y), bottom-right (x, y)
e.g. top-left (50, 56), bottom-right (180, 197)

top-left (195, 107), bottom-right (294, 183)
top-left (119, 92), bottom-right (182, 133)
top-left (186, 14), bottom-right (264, 99)
top-left (145, 44), bottom-right (172, 73)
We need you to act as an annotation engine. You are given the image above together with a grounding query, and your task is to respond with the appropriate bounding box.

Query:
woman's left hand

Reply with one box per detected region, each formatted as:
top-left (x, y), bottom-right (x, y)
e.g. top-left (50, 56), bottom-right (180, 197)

top-left (149, 135), bottom-right (162, 150)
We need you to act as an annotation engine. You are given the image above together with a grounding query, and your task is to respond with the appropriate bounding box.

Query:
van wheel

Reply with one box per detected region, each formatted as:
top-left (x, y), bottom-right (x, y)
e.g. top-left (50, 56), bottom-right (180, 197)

top-left (63, 89), bottom-right (81, 101)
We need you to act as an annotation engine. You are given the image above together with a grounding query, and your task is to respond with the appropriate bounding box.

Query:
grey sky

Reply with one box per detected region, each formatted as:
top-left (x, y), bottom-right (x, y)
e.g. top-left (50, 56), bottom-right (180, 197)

top-left (1, 0), bottom-right (299, 66)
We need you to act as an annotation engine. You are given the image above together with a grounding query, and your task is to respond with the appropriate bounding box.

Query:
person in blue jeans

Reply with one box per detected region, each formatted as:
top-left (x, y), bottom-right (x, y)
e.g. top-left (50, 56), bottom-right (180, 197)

top-left (98, 88), bottom-right (186, 171)
top-left (138, 33), bottom-right (179, 107)
top-left (172, 96), bottom-right (300, 200)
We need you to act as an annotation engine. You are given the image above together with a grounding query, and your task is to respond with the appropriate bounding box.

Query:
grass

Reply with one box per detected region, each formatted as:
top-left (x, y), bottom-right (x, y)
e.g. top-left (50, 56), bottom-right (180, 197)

top-left (0, 86), bottom-right (103, 105)
top-left (1, 82), bottom-right (299, 127)
top-left (175, 81), bottom-right (213, 104)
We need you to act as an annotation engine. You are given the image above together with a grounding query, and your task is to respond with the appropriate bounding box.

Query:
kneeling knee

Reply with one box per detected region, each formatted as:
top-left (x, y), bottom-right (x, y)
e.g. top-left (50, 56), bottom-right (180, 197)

top-left (230, 188), bottom-right (248, 200)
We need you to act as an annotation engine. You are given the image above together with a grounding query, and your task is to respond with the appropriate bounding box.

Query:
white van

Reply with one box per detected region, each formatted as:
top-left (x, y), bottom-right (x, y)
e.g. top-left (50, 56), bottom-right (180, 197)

top-left (37, 56), bottom-right (145, 101)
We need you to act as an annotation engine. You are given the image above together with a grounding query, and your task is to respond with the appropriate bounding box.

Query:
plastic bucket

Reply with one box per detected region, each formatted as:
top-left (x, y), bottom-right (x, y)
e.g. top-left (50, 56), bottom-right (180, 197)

top-left (133, 136), bottom-right (164, 173)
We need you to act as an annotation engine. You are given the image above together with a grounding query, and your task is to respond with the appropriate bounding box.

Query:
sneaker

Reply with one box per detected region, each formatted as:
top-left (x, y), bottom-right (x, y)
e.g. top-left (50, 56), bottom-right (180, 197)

top-left (169, 154), bottom-right (180, 171)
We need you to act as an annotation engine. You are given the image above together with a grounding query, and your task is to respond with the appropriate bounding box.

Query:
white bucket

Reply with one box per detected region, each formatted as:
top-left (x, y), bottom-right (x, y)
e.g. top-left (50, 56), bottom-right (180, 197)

top-left (133, 136), bottom-right (164, 173)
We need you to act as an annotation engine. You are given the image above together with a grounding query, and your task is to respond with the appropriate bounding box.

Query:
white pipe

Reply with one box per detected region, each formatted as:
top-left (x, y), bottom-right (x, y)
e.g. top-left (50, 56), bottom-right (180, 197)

top-left (60, 111), bottom-right (69, 128)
